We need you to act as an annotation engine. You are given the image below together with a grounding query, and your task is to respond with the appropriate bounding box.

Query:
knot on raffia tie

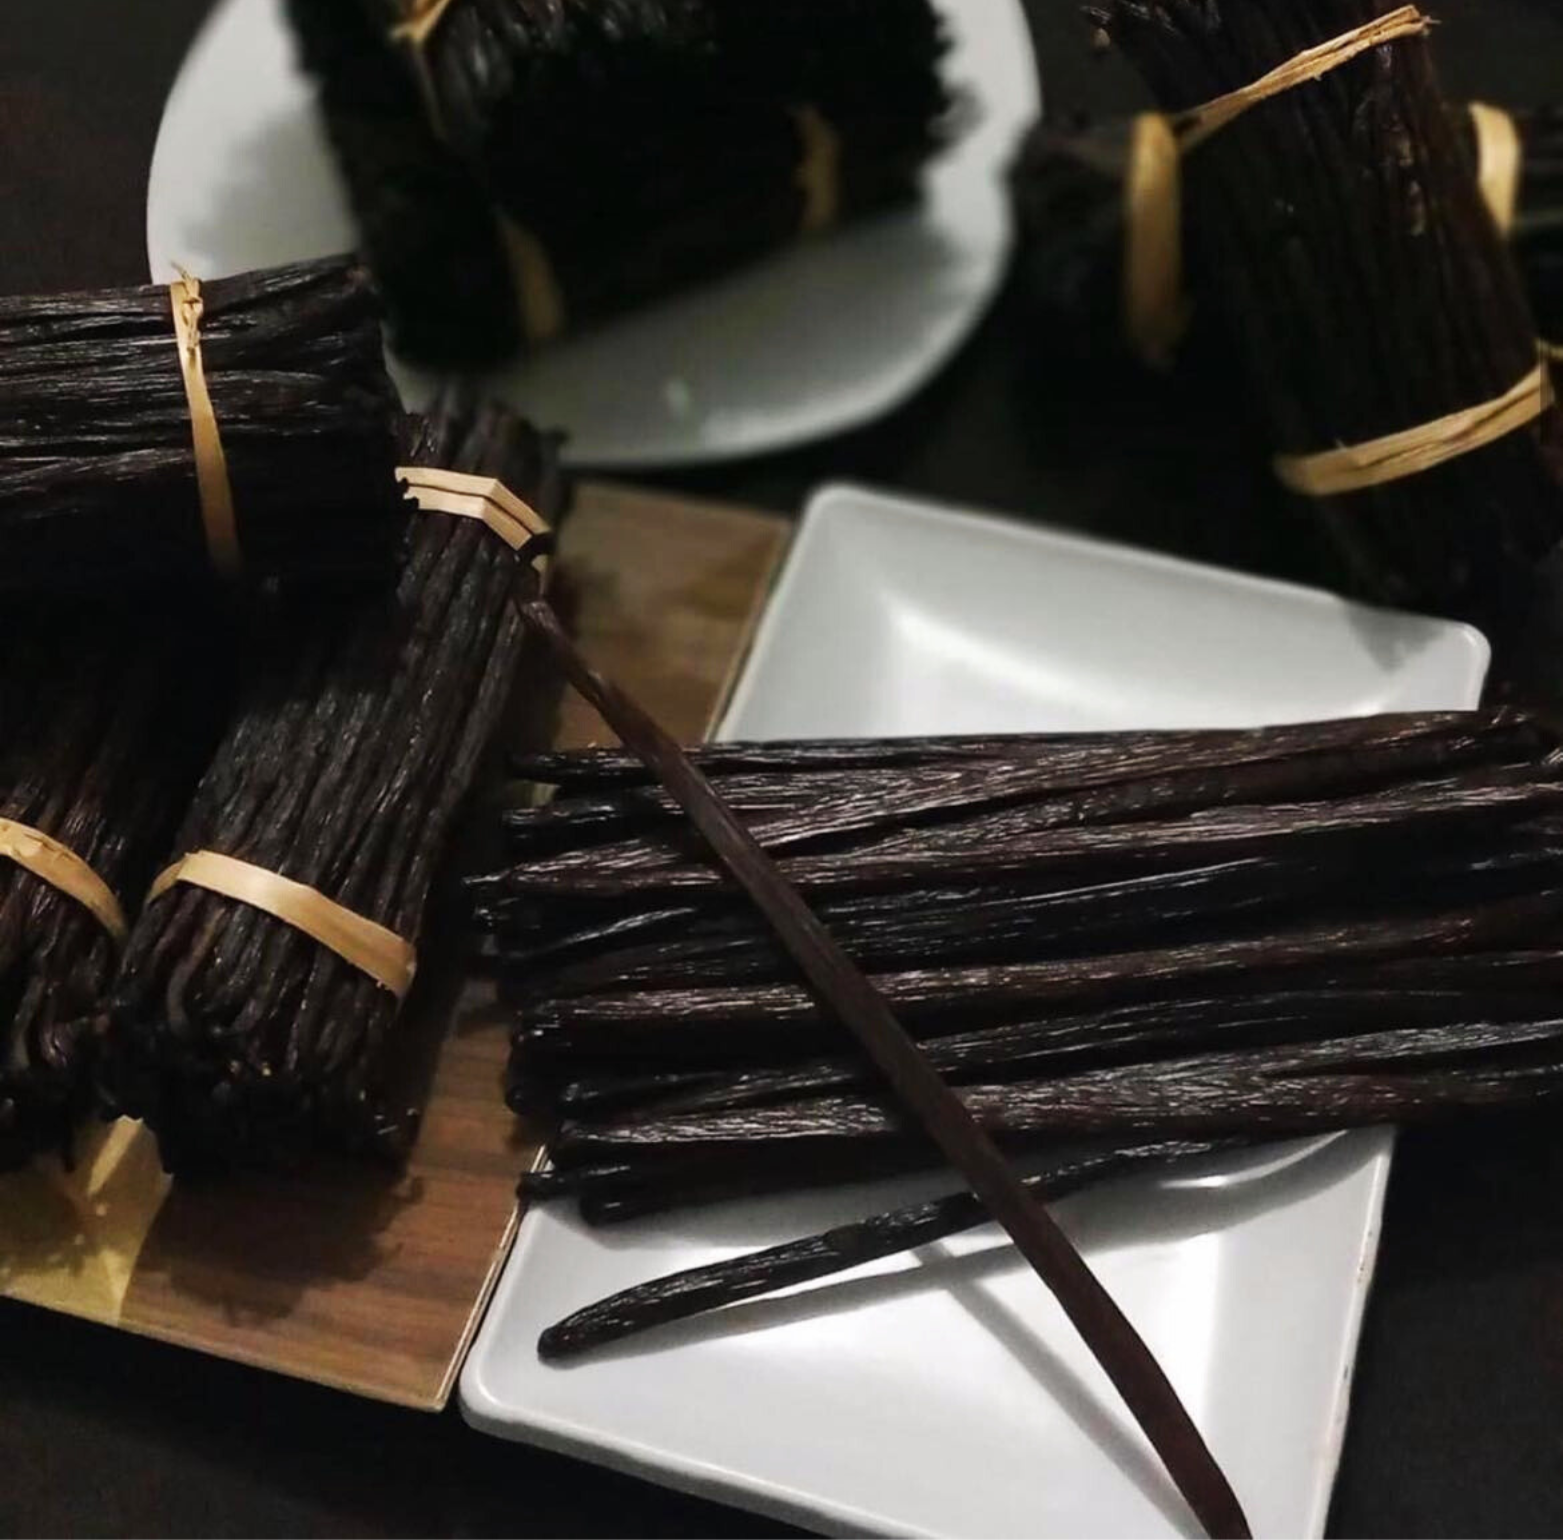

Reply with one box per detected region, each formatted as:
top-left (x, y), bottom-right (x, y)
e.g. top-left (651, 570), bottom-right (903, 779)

top-left (1122, 5), bottom-right (1432, 367)
top-left (150, 851), bottom-right (417, 999)
top-left (169, 269), bottom-right (242, 580)
top-left (0, 818), bottom-right (127, 944)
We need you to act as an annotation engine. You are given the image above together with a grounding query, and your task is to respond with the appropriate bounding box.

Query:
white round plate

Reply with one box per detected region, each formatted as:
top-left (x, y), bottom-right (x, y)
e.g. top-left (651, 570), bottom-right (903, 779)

top-left (146, 0), bottom-right (1038, 469)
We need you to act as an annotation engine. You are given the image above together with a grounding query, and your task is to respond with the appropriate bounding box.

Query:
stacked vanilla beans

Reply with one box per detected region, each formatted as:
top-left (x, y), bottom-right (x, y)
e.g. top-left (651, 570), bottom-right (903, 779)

top-left (0, 257), bottom-right (403, 591)
top-left (108, 402), bottom-right (564, 1174)
top-left (477, 712), bottom-right (1563, 1235)
top-left (0, 254), bottom-right (410, 1168)
top-left (1082, 1), bottom-right (1563, 695)
top-left (284, 0), bottom-right (954, 367)
top-left (0, 611), bottom-right (229, 1169)
top-left (1012, 102), bottom-right (1563, 368)
top-left (0, 256), bottom-right (554, 1175)
top-left (281, 0), bottom-right (518, 367)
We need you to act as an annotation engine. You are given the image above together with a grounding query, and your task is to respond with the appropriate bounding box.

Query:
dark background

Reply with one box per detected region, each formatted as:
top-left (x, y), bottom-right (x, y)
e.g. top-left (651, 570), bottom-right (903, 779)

top-left (3, 1), bottom-right (1563, 1535)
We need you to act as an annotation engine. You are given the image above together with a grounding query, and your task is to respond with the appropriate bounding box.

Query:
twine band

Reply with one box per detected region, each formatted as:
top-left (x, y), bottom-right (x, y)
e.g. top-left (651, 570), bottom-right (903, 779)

top-left (1469, 101), bottom-right (1522, 236)
top-left (1275, 360), bottom-right (1553, 496)
top-left (1123, 113), bottom-right (1187, 367)
top-left (169, 272), bottom-right (242, 581)
top-left (149, 851), bottom-right (416, 999)
top-left (1123, 6), bottom-right (1430, 365)
top-left (0, 819), bottom-right (127, 944)
top-left (397, 465), bottom-right (552, 557)
top-left (1171, 6), bottom-right (1431, 153)
top-left (390, 0), bottom-right (455, 49)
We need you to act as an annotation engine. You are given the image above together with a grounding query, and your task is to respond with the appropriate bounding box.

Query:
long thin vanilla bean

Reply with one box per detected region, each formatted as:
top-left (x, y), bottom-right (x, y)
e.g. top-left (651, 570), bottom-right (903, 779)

top-left (539, 1138), bottom-right (1234, 1360)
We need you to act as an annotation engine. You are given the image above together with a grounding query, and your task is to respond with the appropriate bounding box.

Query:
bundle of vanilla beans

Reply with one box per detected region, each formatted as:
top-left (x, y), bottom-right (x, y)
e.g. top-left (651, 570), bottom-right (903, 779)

top-left (0, 256), bottom-right (403, 591)
top-left (0, 610), bottom-right (229, 1170)
top-left (478, 711), bottom-right (1563, 1239)
top-left (1013, 101), bottom-right (1563, 367)
top-left (285, 0), bottom-right (955, 367)
top-left (1082, 0), bottom-right (1563, 692)
top-left (107, 400), bottom-right (563, 1174)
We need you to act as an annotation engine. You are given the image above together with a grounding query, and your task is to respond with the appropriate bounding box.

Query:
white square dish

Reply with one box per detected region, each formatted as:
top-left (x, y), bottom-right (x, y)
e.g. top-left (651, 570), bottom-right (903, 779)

top-left (462, 484), bottom-right (1489, 1538)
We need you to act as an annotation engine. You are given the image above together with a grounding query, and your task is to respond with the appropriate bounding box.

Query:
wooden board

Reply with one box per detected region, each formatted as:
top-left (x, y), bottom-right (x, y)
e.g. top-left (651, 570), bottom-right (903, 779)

top-left (0, 481), bottom-right (790, 1410)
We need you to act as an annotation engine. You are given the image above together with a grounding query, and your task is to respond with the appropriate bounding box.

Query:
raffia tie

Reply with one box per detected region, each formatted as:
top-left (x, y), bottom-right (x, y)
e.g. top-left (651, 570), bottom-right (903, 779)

top-left (149, 851), bottom-right (417, 999)
top-left (1469, 101), bottom-right (1522, 236)
top-left (493, 214), bottom-right (568, 348)
top-left (390, 0), bottom-right (455, 49)
top-left (390, 0), bottom-right (457, 142)
top-left (169, 271), bottom-right (242, 580)
top-left (794, 107), bottom-right (842, 236)
top-left (1276, 358), bottom-right (1554, 496)
top-left (1122, 6), bottom-right (1431, 366)
top-left (0, 819), bottom-right (127, 944)
top-left (397, 465), bottom-right (552, 558)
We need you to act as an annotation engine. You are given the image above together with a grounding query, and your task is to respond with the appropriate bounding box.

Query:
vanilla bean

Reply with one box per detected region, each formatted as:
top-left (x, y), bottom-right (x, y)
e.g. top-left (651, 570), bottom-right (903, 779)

top-left (509, 709), bottom-right (1509, 787)
top-left (493, 766), bottom-right (1563, 899)
top-left (0, 610), bottom-right (229, 1168)
top-left (492, 823), bottom-right (1559, 1002)
top-left (524, 1144), bottom-right (942, 1222)
top-left (495, 714), bottom-right (1539, 873)
top-left (552, 1016), bottom-right (1563, 1162)
top-left (520, 893), bottom-right (1563, 1050)
top-left (546, 984), bottom-right (1563, 1121)
top-left (0, 257), bottom-right (404, 592)
top-left (538, 1138), bottom-right (1235, 1360)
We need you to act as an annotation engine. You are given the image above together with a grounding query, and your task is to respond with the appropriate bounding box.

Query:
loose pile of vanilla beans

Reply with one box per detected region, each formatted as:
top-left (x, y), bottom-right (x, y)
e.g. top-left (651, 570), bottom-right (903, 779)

top-left (107, 400), bottom-right (563, 1174)
top-left (478, 711), bottom-right (1563, 1239)
top-left (0, 256), bottom-right (403, 591)
top-left (286, 0), bottom-right (954, 367)
top-left (1012, 101), bottom-right (1563, 367)
top-left (0, 610), bottom-right (228, 1170)
top-left (1086, 1), bottom-right (1563, 692)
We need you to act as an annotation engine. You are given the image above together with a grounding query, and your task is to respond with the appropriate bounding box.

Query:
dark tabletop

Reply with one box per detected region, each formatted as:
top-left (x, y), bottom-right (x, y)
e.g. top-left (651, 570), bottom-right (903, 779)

top-left (4, 2), bottom-right (1563, 1535)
